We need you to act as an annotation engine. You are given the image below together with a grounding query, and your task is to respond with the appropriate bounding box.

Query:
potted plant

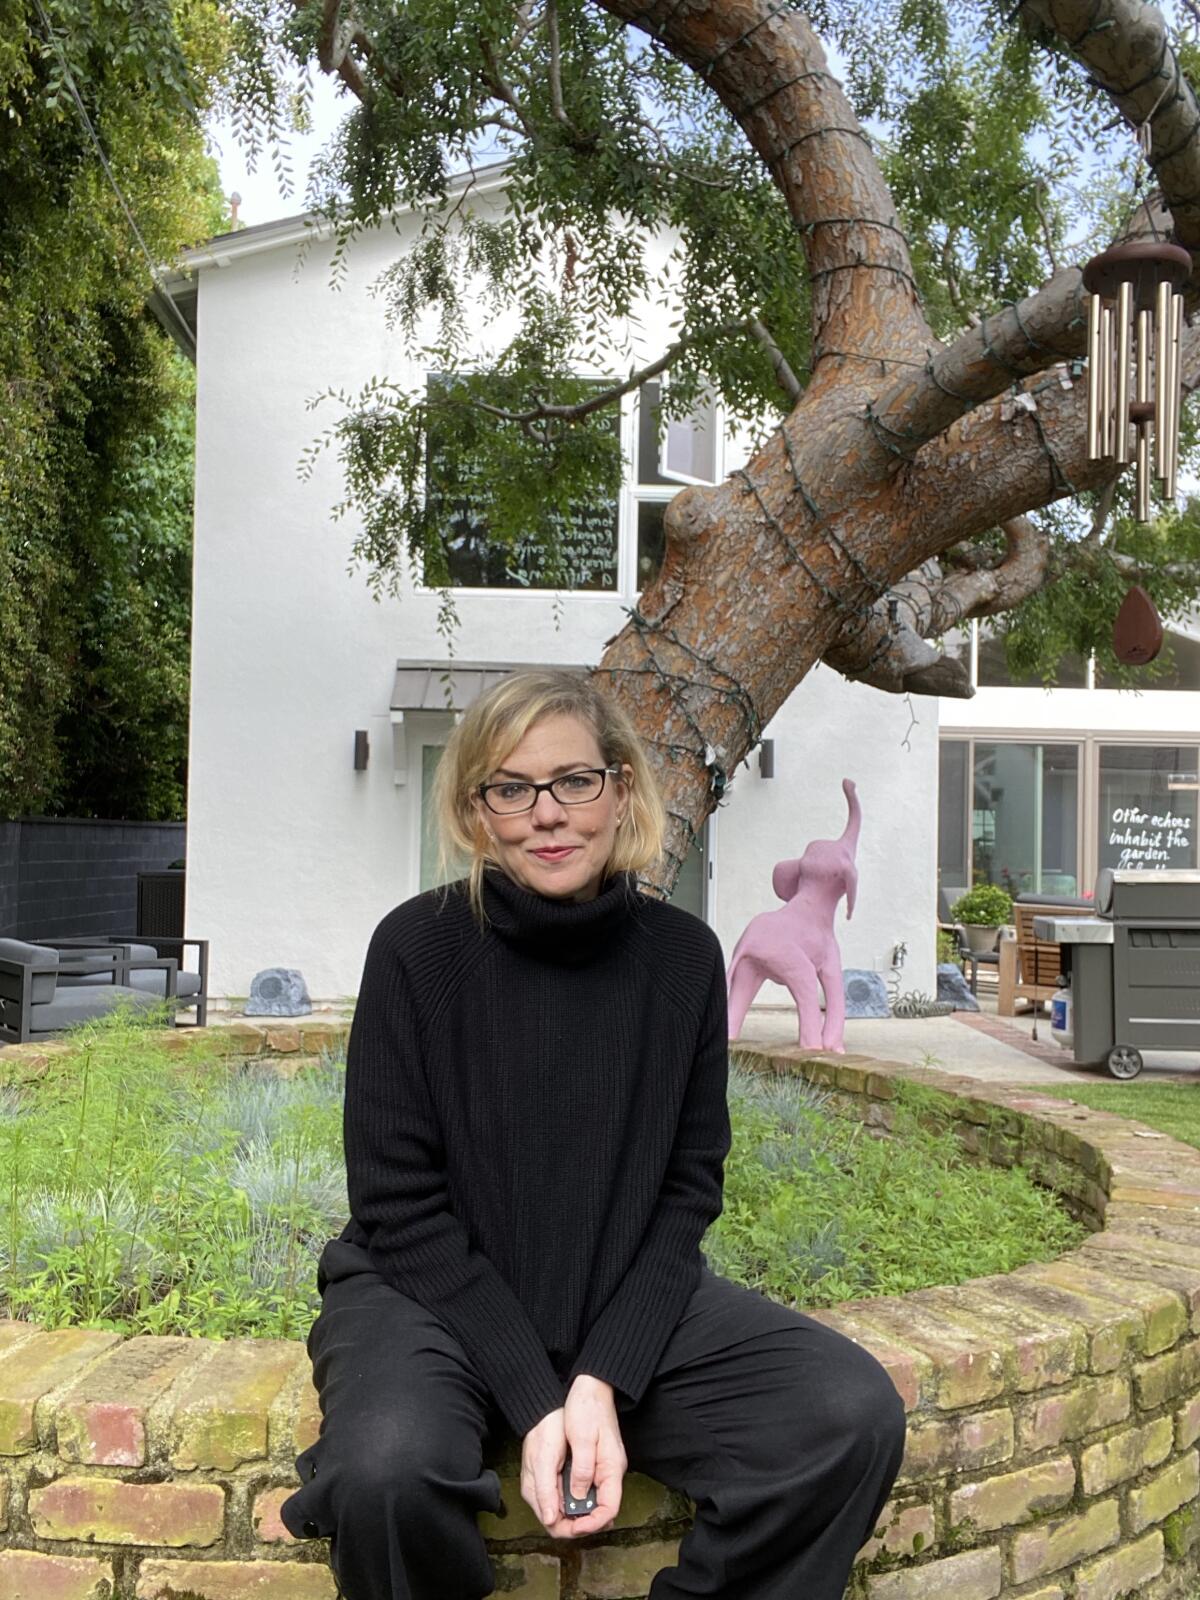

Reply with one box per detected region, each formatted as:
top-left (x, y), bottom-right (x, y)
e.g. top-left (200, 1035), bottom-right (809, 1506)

top-left (949, 884), bottom-right (1014, 957)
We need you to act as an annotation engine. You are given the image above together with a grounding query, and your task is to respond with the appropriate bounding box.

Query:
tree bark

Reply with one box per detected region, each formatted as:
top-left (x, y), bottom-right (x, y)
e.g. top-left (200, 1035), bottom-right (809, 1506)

top-left (315, 0), bottom-right (1200, 897)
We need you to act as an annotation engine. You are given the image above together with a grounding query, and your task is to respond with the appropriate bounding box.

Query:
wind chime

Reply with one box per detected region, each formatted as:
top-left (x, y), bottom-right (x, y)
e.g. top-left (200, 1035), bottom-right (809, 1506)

top-left (1083, 240), bottom-right (1190, 518)
top-left (1083, 239), bottom-right (1191, 663)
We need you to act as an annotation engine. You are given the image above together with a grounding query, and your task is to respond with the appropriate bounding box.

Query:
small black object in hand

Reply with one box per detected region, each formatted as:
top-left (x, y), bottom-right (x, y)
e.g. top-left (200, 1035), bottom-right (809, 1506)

top-left (561, 1451), bottom-right (598, 1517)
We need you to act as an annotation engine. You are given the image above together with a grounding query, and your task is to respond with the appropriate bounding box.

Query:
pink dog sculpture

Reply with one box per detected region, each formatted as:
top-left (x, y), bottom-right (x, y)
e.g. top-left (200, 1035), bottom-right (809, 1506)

top-left (726, 778), bottom-right (861, 1052)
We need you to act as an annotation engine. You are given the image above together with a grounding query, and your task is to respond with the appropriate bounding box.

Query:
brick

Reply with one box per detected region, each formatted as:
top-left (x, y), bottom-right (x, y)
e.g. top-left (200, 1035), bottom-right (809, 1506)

top-left (30, 1475), bottom-right (223, 1546)
top-left (1017, 1373), bottom-right (1130, 1453)
top-left (998, 1271), bottom-right (1139, 1373)
top-left (0, 1550), bottom-right (112, 1600)
top-left (54, 1335), bottom-right (206, 1465)
top-left (837, 1297), bottom-right (1005, 1410)
top-left (866, 1546), bottom-right (1002, 1600)
top-left (169, 1339), bottom-right (307, 1469)
top-left (1010, 1499), bottom-right (1120, 1583)
top-left (1080, 1417), bottom-right (1173, 1495)
top-left (1080, 1236), bottom-right (1200, 1327)
top-left (949, 1455), bottom-right (1075, 1532)
top-left (897, 1408), bottom-right (1014, 1483)
top-left (915, 1283), bottom-right (1080, 1393)
top-left (135, 1558), bottom-right (338, 1599)
top-left (1176, 1392), bottom-right (1200, 1449)
top-left (1127, 1449), bottom-right (1200, 1534)
top-left (491, 1553), bottom-right (560, 1600)
top-left (0, 1329), bottom-right (122, 1455)
top-left (1019, 1259), bottom-right (1186, 1355)
top-left (857, 1501), bottom-right (935, 1563)
top-left (1074, 1529), bottom-right (1164, 1600)
top-left (252, 1486), bottom-right (298, 1544)
top-left (807, 1309), bottom-right (927, 1411)
top-left (1133, 1338), bottom-right (1200, 1410)
top-left (579, 1540), bottom-right (680, 1598)
top-left (0, 1324), bottom-right (39, 1362)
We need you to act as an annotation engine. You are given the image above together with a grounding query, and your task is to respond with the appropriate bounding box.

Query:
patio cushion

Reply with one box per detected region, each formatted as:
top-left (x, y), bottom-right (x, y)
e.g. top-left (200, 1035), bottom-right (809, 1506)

top-left (127, 968), bottom-right (203, 999)
top-left (25, 984), bottom-right (163, 1034)
top-left (0, 939), bottom-right (59, 1006)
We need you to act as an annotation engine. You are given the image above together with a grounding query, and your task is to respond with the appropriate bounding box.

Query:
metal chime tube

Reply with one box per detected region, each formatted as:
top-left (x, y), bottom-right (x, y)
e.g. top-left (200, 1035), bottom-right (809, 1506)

top-left (1166, 290), bottom-right (1183, 500)
top-left (1115, 279), bottom-right (1134, 465)
top-left (1137, 307), bottom-right (1152, 522)
top-left (1155, 279), bottom-right (1173, 480)
top-left (1101, 304), bottom-right (1114, 457)
top-left (1087, 292), bottom-right (1103, 458)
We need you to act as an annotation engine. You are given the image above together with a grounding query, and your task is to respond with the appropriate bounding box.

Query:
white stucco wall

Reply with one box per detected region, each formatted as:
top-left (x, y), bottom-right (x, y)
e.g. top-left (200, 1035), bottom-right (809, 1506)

top-left (184, 193), bottom-right (939, 1002)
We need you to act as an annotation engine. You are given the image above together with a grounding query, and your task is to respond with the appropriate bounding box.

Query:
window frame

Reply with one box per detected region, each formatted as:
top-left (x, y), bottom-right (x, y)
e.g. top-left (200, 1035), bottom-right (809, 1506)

top-left (939, 729), bottom-right (1200, 898)
top-left (413, 373), bottom-right (724, 602)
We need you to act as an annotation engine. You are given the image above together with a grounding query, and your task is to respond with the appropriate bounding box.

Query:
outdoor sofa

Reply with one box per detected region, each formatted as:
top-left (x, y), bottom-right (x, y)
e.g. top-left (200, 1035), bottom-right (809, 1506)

top-left (0, 937), bottom-right (209, 1046)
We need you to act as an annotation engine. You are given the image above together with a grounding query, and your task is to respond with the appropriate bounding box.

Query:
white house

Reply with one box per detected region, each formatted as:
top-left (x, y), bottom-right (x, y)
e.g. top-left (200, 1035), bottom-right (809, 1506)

top-left (165, 167), bottom-right (940, 1004)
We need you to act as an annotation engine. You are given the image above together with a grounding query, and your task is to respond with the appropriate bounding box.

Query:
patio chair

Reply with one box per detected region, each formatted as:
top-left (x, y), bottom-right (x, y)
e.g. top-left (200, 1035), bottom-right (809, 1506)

top-left (32, 936), bottom-right (209, 1028)
top-left (0, 939), bottom-right (180, 1045)
top-left (937, 888), bottom-right (999, 995)
top-left (998, 897), bottom-right (1093, 1017)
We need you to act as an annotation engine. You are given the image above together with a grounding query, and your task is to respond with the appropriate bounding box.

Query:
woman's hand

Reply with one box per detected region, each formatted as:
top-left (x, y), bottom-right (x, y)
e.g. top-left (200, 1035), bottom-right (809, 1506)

top-left (520, 1376), bottom-right (627, 1538)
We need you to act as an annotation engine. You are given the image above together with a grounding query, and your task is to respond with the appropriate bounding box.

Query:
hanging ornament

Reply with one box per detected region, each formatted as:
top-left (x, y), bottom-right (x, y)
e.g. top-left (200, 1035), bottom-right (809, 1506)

top-left (1083, 241), bottom-right (1190, 520)
top-left (1113, 583), bottom-right (1164, 665)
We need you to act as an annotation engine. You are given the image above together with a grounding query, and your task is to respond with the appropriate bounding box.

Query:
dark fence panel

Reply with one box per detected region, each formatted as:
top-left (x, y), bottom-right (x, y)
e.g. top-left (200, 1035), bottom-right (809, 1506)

top-left (0, 819), bottom-right (185, 941)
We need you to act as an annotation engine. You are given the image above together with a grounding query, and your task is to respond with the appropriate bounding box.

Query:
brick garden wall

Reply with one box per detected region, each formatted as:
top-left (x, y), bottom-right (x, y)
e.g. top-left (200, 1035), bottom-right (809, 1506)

top-left (0, 1023), bottom-right (1199, 1598)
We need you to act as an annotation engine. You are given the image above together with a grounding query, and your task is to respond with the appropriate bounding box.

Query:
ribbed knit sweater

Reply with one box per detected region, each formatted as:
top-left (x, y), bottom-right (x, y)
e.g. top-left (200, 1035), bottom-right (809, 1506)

top-left (337, 865), bottom-right (732, 1439)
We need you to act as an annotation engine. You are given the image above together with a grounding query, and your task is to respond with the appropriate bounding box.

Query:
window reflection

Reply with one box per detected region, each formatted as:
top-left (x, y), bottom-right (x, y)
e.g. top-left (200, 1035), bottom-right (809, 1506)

top-left (970, 743), bottom-right (1079, 897)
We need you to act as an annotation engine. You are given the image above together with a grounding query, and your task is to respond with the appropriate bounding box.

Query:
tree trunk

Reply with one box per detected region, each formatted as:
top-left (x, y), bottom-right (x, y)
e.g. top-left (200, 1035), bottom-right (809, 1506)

top-left (584, 0), bottom-right (1200, 896)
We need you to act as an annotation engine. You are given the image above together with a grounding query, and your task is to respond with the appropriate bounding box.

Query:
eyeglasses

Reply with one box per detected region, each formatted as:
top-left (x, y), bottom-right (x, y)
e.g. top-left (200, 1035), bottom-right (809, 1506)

top-left (478, 764), bottom-right (622, 815)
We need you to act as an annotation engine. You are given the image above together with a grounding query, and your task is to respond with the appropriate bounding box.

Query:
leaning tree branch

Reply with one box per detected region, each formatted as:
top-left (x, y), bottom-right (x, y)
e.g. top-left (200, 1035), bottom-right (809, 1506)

top-left (822, 518), bottom-right (1051, 696)
top-left (747, 316), bottom-right (803, 403)
top-left (467, 315), bottom-right (796, 429)
top-left (865, 0), bottom-right (1200, 457)
top-left (590, 0), bottom-right (931, 371)
top-left (1018, 0), bottom-right (1200, 260)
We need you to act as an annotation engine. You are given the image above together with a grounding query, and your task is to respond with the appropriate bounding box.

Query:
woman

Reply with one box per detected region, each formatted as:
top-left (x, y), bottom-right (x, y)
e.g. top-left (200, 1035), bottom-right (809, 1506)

top-left (280, 669), bottom-right (906, 1600)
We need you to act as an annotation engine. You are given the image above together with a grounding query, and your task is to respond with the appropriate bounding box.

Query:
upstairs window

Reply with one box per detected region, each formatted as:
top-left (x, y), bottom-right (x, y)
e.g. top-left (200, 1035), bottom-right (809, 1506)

top-left (422, 374), bottom-right (620, 592)
top-left (423, 374), bottom-right (721, 594)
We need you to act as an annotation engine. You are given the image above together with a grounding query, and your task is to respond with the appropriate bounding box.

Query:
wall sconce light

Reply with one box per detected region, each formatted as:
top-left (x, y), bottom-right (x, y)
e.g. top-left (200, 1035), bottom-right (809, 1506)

top-left (758, 739), bottom-right (775, 779)
top-left (353, 730), bottom-right (369, 771)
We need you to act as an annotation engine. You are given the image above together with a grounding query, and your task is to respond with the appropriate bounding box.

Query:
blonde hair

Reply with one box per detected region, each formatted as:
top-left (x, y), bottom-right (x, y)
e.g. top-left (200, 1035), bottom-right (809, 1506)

top-left (431, 669), bottom-right (667, 921)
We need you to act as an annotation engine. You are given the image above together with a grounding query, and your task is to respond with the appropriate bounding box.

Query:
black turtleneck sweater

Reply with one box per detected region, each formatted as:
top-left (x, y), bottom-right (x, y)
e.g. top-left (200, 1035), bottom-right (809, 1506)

top-left (337, 866), bottom-right (732, 1439)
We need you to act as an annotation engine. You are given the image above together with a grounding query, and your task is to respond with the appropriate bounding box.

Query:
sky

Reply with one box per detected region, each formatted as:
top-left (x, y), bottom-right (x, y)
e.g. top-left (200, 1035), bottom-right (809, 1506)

top-left (204, 71), bottom-right (350, 229)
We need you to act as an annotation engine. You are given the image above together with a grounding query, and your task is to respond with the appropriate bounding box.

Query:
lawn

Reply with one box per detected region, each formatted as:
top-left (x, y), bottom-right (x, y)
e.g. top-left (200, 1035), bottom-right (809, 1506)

top-left (1020, 1080), bottom-right (1200, 1151)
top-left (0, 1010), bottom-right (1084, 1340)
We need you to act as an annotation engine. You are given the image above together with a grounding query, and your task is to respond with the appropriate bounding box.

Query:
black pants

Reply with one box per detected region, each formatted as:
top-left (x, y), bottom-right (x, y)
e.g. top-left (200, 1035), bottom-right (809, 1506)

top-left (279, 1239), bottom-right (906, 1600)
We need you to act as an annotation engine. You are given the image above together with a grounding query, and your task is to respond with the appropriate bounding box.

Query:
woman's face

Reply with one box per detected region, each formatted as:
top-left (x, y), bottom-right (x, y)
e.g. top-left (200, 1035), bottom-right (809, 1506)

top-left (473, 712), bottom-right (632, 902)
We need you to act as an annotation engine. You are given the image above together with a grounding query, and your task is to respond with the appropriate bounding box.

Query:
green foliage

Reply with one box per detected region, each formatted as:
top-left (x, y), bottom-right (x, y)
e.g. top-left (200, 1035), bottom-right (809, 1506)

top-left (222, 0), bottom-right (1200, 673)
top-left (950, 883), bottom-right (1013, 925)
top-left (1, 1020), bottom-right (1080, 1339)
top-left (701, 1062), bottom-right (1083, 1306)
top-left (0, 0), bottom-right (228, 818)
top-left (936, 928), bottom-right (962, 966)
top-left (0, 1011), bottom-right (346, 1340)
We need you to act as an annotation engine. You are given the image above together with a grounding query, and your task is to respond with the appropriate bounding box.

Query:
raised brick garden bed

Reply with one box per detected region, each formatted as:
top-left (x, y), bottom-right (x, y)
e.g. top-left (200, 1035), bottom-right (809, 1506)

top-left (1, 1025), bottom-right (1200, 1597)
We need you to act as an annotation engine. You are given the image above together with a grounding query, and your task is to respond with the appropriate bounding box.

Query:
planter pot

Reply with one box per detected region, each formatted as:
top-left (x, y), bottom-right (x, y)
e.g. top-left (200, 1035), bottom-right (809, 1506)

top-left (962, 923), bottom-right (1000, 956)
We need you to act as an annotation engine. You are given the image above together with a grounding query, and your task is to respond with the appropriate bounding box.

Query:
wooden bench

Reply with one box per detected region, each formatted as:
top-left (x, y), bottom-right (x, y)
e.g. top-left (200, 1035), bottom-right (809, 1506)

top-left (998, 901), bottom-right (1093, 1016)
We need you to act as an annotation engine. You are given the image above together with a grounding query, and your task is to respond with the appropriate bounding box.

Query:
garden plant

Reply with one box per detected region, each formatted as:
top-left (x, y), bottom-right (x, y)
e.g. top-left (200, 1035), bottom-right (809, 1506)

top-left (0, 1012), bottom-right (1083, 1340)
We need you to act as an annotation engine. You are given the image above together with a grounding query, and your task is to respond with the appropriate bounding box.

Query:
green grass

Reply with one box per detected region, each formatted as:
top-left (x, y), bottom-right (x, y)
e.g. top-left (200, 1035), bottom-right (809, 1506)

top-left (1019, 1080), bottom-right (1200, 1151)
top-left (0, 1010), bottom-right (1085, 1340)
